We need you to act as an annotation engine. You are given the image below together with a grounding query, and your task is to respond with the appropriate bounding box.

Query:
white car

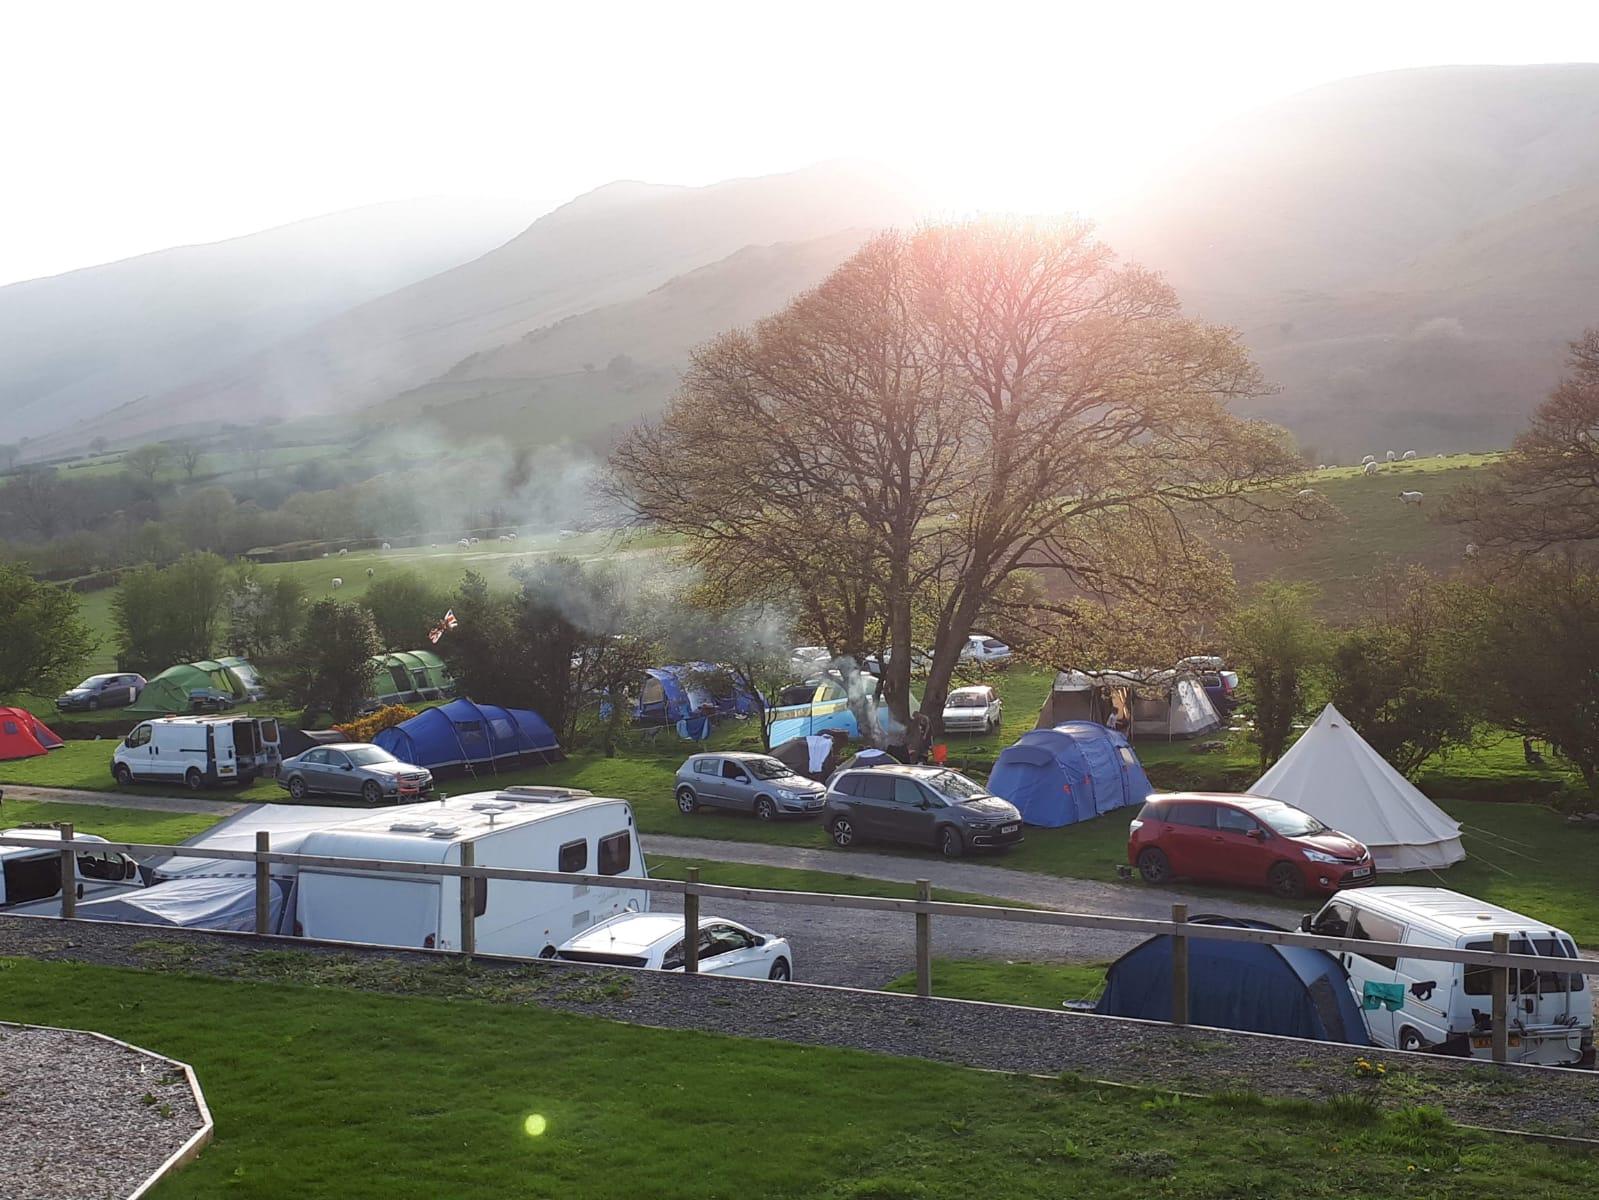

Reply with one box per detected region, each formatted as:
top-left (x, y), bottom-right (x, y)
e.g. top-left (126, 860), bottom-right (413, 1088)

top-left (554, 913), bottom-right (794, 981)
top-left (789, 645), bottom-right (831, 675)
top-left (960, 634), bottom-right (1013, 668)
top-left (941, 685), bottom-right (1002, 734)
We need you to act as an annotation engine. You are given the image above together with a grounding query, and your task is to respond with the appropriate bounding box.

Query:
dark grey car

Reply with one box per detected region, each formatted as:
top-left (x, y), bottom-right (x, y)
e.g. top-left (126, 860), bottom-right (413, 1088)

top-left (823, 765), bottom-right (1024, 857)
top-left (278, 743), bottom-right (432, 805)
top-left (56, 673), bottom-right (145, 712)
top-left (674, 752), bottom-right (829, 821)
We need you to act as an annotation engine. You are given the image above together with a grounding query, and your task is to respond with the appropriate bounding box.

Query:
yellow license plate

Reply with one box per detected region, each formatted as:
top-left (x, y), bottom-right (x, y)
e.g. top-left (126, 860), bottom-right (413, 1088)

top-left (1471, 1035), bottom-right (1521, 1048)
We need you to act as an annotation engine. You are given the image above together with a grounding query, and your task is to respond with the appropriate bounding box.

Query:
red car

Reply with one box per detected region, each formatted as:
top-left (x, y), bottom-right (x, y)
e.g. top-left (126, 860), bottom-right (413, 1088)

top-left (1127, 792), bottom-right (1373, 899)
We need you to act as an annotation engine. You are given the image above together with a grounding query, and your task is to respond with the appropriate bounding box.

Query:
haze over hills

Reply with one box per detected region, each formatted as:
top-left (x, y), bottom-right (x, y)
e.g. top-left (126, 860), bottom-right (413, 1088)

top-left (0, 197), bottom-right (534, 447)
top-left (11, 65), bottom-right (1599, 461)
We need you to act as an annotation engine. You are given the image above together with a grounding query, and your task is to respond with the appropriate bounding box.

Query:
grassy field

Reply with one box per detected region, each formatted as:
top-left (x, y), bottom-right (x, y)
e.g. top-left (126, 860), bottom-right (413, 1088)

top-left (0, 797), bottom-right (221, 844)
top-left (0, 958), bottom-right (1591, 1198)
top-left (885, 958), bottom-right (1110, 1009)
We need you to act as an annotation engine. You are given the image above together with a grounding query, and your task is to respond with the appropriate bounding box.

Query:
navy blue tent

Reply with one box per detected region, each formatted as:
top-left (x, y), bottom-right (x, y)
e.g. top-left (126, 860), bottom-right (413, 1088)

top-left (635, 664), bottom-right (757, 725)
top-left (1096, 916), bottom-right (1370, 1045)
top-left (986, 722), bottom-right (1154, 828)
top-left (374, 698), bottom-right (561, 773)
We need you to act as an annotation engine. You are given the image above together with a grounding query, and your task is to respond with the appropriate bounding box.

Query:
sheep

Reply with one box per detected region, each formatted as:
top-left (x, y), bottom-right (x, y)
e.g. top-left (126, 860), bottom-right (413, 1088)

top-left (1362, 462), bottom-right (1381, 476)
top-left (381, 541), bottom-right (392, 551)
top-left (457, 538), bottom-right (471, 550)
top-left (331, 577), bottom-right (344, 590)
top-left (1315, 464), bottom-right (1326, 470)
top-left (365, 567), bottom-right (375, 578)
top-left (1296, 488), bottom-right (1315, 497)
top-left (507, 531), bottom-right (518, 541)
top-left (498, 534), bottom-right (513, 543)
top-left (1465, 543), bottom-right (1478, 557)
top-left (338, 548), bottom-right (348, 557)
top-left (320, 552), bottom-right (330, 558)
top-left (1398, 490), bottom-right (1424, 506)
top-left (1385, 450), bottom-right (1397, 462)
top-left (1361, 454), bottom-right (1376, 465)
top-left (469, 536), bottom-right (480, 546)
top-left (1401, 449), bottom-right (1418, 460)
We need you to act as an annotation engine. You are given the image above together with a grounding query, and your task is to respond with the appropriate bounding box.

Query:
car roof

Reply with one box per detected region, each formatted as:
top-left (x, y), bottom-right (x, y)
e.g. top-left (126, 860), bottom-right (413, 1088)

top-left (1147, 792), bottom-right (1292, 808)
top-left (314, 743), bottom-right (388, 752)
top-left (562, 912), bottom-right (744, 954)
top-left (1333, 887), bottom-right (1574, 938)
top-left (946, 685), bottom-right (991, 697)
top-left (842, 764), bottom-right (969, 782)
top-left (713, 751), bottom-right (780, 762)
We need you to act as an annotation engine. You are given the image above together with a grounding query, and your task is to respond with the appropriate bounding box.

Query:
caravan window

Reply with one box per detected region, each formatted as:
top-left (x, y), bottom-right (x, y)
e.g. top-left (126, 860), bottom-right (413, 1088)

top-left (597, 832), bottom-right (631, 876)
top-left (558, 839), bottom-right (587, 873)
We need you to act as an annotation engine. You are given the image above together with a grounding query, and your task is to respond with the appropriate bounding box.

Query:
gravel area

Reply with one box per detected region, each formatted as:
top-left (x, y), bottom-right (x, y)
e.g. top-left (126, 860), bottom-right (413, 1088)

top-left (0, 1022), bottom-right (207, 1200)
top-left (3, 915), bottom-right (1596, 1140)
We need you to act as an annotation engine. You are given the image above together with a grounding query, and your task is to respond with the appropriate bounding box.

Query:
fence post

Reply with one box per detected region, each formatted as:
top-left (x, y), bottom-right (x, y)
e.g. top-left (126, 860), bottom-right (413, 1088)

top-left (1171, 903), bottom-right (1190, 1027)
top-left (1491, 930), bottom-right (1510, 1064)
top-left (683, 867), bottom-right (700, 974)
top-left (915, 879), bottom-right (933, 998)
top-left (59, 823), bottom-right (76, 919)
top-left (254, 831), bottom-right (271, 934)
top-left (458, 842), bottom-right (476, 957)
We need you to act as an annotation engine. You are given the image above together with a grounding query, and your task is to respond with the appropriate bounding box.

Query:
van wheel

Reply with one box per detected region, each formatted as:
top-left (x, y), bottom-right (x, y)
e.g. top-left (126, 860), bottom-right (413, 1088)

top-left (1137, 847), bottom-right (1171, 885)
top-left (676, 786), bottom-right (699, 814)
top-left (287, 775), bottom-right (308, 801)
top-left (754, 796), bottom-right (777, 821)
top-left (1268, 862), bottom-right (1304, 899)
top-left (829, 817), bottom-right (854, 847)
top-left (939, 826), bottom-right (964, 858)
top-left (184, 768), bottom-right (203, 791)
top-left (768, 957), bottom-right (791, 982)
top-left (361, 780), bottom-right (383, 805)
top-left (113, 763), bottom-right (133, 786)
top-left (1399, 1027), bottom-right (1427, 1053)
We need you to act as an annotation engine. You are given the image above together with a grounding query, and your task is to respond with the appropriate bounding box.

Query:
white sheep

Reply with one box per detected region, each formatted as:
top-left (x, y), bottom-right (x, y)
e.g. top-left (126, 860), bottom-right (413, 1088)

top-left (331, 577), bottom-right (344, 590)
top-left (457, 538), bottom-right (471, 550)
top-left (365, 567), bottom-right (375, 578)
top-left (1296, 488), bottom-right (1315, 497)
top-left (381, 541), bottom-right (392, 551)
top-left (498, 534), bottom-right (512, 543)
top-left (469, 536), bottom-right (480, 546)
top-left (338, 548), bottom-right (348, 557)
top-left (507, 531), bottom-right (518, 540)
top-left (1465, 543), bottom-right (1478, 556)
top-left (1361, 454), bottom-right (1376, 465)
top-left (1385, 450), bottom-right (1397, 462)
top-left (321, 552), bottom-right (329, 558)
top-left (1315, 464), bottom-right (1326, 470)
top-left (1398, 490), bottom-right (1424, 505)
top-left (1401, 449), bottom-right (1418, 460)
top-left (1362, 462), bottom-right (1381, 476)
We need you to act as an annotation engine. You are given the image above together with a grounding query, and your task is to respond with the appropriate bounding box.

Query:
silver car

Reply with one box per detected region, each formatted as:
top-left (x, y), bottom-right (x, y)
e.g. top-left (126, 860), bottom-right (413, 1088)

top-left (941, 685), bottom-right (1002, 734)
top-left (674, 752), bottom-right (829, 820)
top-left (278, 743), bottom-right (432, 804)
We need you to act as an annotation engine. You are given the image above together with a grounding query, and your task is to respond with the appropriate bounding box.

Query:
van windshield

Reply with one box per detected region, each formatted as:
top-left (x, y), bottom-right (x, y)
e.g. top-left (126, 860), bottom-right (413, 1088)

top-left (1251, 801), bottom-right (1327, 838)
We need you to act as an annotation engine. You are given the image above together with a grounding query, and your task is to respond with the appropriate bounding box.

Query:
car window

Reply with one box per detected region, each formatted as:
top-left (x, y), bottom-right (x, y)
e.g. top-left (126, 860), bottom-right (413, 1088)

top-left (1215, 807), bottom-right (1258, 835)
top-left (704, 924), bottom-right (753, 957)
top-left (893, 778), bottom-right (928, 806)
top-left (597, 832), bottom-right (631, 876)
top-left (1348, 909), bottom-right (1404, 969)
top-left (301, 748), bottom-right (324, 765)
top-left (1166, 803), bottom-right (1217, 830)
top-left (662, 939), bottom-right (686, 971)
top-left (778, 684), bottom-right (817, 707)
top-left (693, 758), bottom-right (716, 775)
top-left (1310, 900), bottom-right (1353, 937)
top-left (1463, 935), bottom-right (1584, 995)
top-left (325, 751), bottom-right (350, 769)
top-left (557, 839), bottom-right (587, 873)
top-left (721, 761), bottom-right (749, 782)
top-left (832, 774), bottom-right (860, 796)
top-left (857, 774), bottom-right (896, 801)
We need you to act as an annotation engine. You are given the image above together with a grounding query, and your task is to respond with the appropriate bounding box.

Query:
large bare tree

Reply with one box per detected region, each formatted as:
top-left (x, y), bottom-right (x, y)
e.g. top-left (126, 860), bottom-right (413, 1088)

top-left (611, 219), bottom-right (1303, 741)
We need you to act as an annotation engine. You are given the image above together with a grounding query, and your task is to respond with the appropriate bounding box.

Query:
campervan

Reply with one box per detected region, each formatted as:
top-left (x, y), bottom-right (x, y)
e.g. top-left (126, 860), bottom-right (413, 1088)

top-left (0, 829), bottom-right (142, 912)
top-left (1305, 887), bottom-right (1594, 1066)
top-left (288, 791), bottom-right (648, 957)
top-left (111, 715), bottom-right (281, 789)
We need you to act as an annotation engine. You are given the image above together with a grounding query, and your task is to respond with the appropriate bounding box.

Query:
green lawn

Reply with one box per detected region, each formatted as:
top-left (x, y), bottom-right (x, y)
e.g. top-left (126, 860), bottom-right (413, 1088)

top-left (0, 797), bottom-right (221, 844)
top-left (885, 958), bottom-right (1109, 1009)
top-left (0, 958), bottom-right (1589, 1198)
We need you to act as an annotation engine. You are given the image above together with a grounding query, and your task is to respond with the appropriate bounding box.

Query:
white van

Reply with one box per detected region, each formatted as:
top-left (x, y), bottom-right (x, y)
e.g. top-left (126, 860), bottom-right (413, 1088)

top-left (1305, 886), bottom-right (1593, 1066)
top-left (0, 829), bottom-right (142, 912)
top-left (112, 715), bottom-right (281, 789)
top-left (289, 790), bottom-right (649, 957)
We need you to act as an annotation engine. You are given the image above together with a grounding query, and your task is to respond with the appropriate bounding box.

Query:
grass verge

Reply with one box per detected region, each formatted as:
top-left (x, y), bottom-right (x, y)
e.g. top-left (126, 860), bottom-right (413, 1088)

top-left (884, 958), bottom-right (1109, 1009)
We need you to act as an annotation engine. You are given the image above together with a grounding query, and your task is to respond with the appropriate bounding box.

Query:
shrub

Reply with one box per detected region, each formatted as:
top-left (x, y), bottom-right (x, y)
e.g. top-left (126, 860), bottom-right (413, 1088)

top-left (334, 704), bottom-right (419, 743)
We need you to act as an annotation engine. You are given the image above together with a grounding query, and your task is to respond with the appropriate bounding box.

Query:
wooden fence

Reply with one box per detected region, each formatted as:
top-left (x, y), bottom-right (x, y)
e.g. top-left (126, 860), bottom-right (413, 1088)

top-left (6, 828), bottom-right (1597, 1066)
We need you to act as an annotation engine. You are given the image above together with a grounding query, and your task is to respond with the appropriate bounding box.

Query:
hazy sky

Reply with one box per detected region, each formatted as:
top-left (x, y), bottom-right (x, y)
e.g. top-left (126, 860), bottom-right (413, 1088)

top-left (4, 0), bottom-right (1596, 286)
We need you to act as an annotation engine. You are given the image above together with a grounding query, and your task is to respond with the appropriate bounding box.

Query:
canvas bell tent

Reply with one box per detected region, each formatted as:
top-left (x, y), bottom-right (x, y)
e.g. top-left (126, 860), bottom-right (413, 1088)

top-left (1249, 704), bottom-right (1465, 872)
top-left (1096, 916), bottom-right (1370, 1045)
top-left (127, 660), bottom-right (250, 715)
top-left (0, 708), bottom-right (64, 761)
top-left (987, 722), bottom-right (1153, 828)
top-left (368, 650), bottom-right (454, 706)
top-left (373, 698), bottom-right (561, 774)
top-left (1035, 669), bottom-right (1220, 740)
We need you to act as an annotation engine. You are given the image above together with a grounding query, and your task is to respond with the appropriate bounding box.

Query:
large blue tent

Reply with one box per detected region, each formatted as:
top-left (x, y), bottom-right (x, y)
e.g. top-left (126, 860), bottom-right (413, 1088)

top-left (374, 698), bottom-right (561, 773)
top-left (1095, 916), bottom-right (1370, 1045)
top-left (634, 664), bottom-right (757, 725)
top-left (985, 722), bottom-right (1153, 828)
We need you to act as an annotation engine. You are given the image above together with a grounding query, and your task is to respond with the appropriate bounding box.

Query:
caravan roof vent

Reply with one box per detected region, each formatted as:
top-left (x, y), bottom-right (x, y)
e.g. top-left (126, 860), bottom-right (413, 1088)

top-left (426, 823), bottom-right (463, 839)
top-left (497, 786), bottom-right (594, 804)
top-left (470, 801), bottom-right (517, 814)
top-left (388, 819), bottom-right (438, 833)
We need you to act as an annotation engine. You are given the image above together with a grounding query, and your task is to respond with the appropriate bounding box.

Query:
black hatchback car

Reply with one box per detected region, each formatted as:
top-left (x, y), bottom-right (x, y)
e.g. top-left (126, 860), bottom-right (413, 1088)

top-left (823, 765), bottom-right (1023, 858)
top-left (55, 673), bottom-right (146, 712)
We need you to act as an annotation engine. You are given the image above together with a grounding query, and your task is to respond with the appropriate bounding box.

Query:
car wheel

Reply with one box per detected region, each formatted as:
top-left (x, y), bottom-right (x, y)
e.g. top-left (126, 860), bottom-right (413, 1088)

top-left (184, 768), bottom-right (203, 791)
top-left (939, 826), bottom-right (964, 858)
top-left (113, 763), bottom-right (133, 786)
top-left (287, 775), bottom-right (308, 801)
top-left (1399, 1026), bottom-right (1426, 1053)
top-left (768, 957), bottom-right (791, 982)
top-left (829, 817), bottom-right (854, 847)
top-left (675, 786), bottom-right (699, 814)
top-left (1268, 861), bottom-right (1305, 899)
top-left (361, 780), bottom-right (384, 805)
top-left (1136, 847), bottom-right (1171, 885)
top-left (754, 796), bottom-right (777, 821)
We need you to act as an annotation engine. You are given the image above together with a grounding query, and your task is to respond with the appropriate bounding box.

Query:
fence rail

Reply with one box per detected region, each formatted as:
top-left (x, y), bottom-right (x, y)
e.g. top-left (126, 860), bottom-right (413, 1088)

top-left (5, 831), bottom-right (1595, 1066)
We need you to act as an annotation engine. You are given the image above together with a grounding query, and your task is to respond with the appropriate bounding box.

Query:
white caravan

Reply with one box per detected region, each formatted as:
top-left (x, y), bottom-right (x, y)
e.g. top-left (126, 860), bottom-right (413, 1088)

top-left (290, 790), bottom-right (649, 957)
top-left (0, 829), bottom-right (142, 913)
top-left (1306, 886), bottom-right (1593, 1067)
top-left (112, 715), bottom-right (281, 789)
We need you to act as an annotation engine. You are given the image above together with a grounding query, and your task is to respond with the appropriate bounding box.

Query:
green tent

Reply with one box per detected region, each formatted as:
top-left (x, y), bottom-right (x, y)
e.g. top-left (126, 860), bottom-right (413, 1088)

top-left (127, 660), bottom-right (246, 715)
top-left (216, 656), bottom-right (267, 700)
top-left (367, 650), bottom-right (454, 705)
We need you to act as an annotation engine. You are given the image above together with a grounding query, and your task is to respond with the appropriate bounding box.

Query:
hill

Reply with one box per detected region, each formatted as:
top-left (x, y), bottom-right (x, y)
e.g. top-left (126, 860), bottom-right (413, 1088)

top-left (3, 198), bottom-right (533, 452)
top-left (1108, 64), bottom-right (1599, 457)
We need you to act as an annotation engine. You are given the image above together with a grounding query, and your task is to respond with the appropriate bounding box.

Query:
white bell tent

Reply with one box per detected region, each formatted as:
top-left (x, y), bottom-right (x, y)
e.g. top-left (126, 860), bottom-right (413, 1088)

top-left (1250, 704), bottom-right (1465, 872)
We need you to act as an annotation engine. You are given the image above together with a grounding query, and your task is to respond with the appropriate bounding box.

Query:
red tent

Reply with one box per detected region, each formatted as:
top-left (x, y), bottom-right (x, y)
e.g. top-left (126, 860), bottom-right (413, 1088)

top-left (0, 707), bottom-right (63, 761)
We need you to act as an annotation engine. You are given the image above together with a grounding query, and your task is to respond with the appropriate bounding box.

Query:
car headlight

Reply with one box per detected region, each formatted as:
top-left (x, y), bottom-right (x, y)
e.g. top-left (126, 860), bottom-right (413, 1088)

top-left (1302, 850), bottom-right (1341, 864)
top-left (777, 789), bottom-right (802, 799)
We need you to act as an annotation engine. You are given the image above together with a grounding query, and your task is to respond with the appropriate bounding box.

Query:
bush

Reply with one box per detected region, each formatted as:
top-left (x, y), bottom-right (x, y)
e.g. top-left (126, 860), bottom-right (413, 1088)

top-left (333, 704), bottom-right (419, 744)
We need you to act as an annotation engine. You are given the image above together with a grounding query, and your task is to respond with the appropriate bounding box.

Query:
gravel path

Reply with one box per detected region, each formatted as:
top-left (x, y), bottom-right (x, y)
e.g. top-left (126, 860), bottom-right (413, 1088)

top-left (0, 784), bottom-right (243, 816)
top-left (0, 1022), bottom-right (207, 1199)
top-left (2, 916), bottom-right (1594, 1141)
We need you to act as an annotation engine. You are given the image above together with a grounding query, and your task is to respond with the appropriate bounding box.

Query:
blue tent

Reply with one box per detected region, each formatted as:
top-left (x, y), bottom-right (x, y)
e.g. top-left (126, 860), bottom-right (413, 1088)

top-left (374, 698), bottom-right (561, 773)
top-left (1095, 916), bottom-right (1370, 1045)
top-left (634, 664), bottom-right (757, 725)
top-left (986, 722), bottom-right (1153, 828)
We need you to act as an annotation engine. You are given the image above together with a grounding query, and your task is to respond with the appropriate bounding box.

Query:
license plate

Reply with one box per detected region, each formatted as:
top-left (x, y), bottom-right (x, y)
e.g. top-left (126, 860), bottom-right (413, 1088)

top-left (1471, 1035), bottom-right (1522, 1049)
top-left (1350, 866), bottom-right (1372, 878)
top-left (1001, 824), bottom-right (1019, 834)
